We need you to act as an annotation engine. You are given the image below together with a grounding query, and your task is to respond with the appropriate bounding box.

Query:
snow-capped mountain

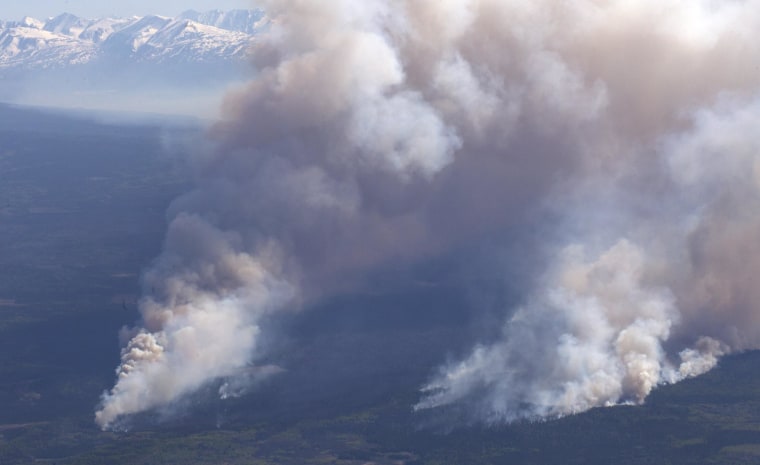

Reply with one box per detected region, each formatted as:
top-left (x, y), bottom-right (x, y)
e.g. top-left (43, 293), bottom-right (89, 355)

top-left (102, 16), bottom-right (253, 64)
top-left (43, 12), bottom-right (93, 37)
top-left (0, 10), bottom-right (266, 69)
top-left (178, 9), bottom-right (265, 35)
top-left (0, 10), bottom-right (268, 116)
top-left (0, 18), bottom-right (96, 68)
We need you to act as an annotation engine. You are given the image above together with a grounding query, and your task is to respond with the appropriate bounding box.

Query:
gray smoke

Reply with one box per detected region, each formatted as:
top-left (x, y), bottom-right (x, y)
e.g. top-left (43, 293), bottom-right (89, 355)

top-left (96, 0), bottom-right (760, 429)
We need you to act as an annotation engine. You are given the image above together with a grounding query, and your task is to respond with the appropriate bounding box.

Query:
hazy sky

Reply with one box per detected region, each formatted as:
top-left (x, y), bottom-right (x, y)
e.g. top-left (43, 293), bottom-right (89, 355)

top-left (1, 0), bottom-right (254, 20)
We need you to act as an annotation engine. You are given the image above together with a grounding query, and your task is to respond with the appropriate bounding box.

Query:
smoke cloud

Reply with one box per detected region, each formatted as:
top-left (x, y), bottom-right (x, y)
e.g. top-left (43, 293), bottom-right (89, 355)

top-left (97, 0), bottom-right (760, 428)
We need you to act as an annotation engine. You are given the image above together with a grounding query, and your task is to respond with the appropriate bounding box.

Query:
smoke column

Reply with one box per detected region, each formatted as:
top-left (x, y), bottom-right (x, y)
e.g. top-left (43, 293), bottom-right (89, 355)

top-left (96, 0), bottom-right (760, 428)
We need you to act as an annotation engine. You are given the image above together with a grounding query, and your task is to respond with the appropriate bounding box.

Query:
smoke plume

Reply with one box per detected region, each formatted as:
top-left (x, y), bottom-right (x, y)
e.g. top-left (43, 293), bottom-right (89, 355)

top-left (96, 0), bottom-right (760, 429)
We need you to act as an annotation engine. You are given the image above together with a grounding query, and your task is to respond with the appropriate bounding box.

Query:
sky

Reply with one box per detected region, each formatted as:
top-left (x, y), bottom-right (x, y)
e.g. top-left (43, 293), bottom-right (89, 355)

top-left (1, 0), bottom-right (254, 20)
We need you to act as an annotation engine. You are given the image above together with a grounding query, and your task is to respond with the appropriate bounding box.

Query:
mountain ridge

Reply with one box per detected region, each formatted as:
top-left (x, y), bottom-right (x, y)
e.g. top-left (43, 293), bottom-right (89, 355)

top-left (0, 10), bottom-right (267, 116)
top-left (0, 10), bottom-right (266, 69)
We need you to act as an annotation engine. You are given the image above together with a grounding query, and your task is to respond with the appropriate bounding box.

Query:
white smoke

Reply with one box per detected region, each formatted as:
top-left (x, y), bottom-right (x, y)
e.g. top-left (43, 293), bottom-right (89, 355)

top-left (97, 0), bottom-right (760, 428)
top-left (96, 215), bottom-right (294, 428)
top-left (416, 240), bottom-right (726, 421)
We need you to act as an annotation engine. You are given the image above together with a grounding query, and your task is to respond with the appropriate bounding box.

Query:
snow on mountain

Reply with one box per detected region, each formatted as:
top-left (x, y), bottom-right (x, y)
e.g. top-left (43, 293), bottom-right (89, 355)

top-left (78, 17), bottom-right (135, 44)
top-left (17, 16), bottom-right (45, 30)
top-left (0, 21), bottom-right (96, 68)
top-left (0, 11), bottom-right (265, 116)
top-left (100, 15), bottom-right (173, 56)
top-left (139, 19), bottom-right (251, 63)
top-left (43, 12), bottom-right (92, 38)
top-left (178, 9), bottom-right (266, 35)
top-left (0, 10), bottom-right (264, 69)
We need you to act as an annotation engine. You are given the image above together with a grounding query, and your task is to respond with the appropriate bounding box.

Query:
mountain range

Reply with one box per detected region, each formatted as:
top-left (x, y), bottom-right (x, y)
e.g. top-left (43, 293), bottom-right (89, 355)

top-left (0, 10), bottom-right (266, 69)
top-left (0, 10), bottom-right (267, 116)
